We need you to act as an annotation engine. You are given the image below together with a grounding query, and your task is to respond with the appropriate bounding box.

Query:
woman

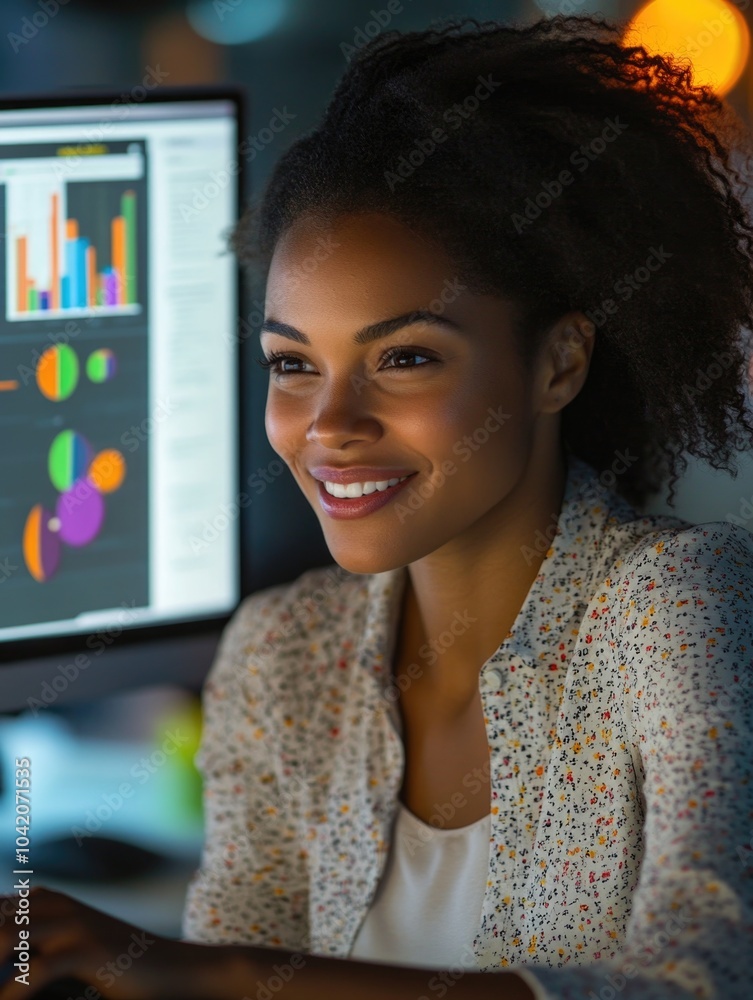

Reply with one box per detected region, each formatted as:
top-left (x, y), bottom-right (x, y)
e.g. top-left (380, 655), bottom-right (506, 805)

top-left (2, 13), bottom-right (752, 1000)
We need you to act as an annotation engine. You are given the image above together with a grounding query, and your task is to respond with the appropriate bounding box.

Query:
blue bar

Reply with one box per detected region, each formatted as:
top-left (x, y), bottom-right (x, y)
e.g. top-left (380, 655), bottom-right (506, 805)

top-left (76, 238), bottom-right (88, 307)
top-left (61, 275), bottom-right (70, 309)
top-left (65, 239), bottom-right (76, 310)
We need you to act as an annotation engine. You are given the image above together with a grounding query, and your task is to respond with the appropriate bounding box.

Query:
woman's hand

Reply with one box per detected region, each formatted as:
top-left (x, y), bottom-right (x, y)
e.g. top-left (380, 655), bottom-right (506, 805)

top-left (0, 885), bottom-right (234, 1000)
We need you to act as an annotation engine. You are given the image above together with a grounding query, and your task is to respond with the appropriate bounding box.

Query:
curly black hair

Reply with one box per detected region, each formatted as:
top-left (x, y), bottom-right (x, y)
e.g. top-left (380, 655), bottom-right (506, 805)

top-left (231, 13), bottom-right (753, 509)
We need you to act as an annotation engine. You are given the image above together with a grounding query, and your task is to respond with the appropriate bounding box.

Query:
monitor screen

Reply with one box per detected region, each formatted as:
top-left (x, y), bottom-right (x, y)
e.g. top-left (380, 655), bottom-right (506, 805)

top-left (0, 89), bottom-right (242, 656)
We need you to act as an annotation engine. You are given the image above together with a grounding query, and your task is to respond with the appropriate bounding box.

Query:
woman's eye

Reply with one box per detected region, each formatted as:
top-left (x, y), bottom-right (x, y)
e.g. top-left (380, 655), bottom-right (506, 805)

top-left (381, 348), bottom-right (436, 369)
top-left (255, 352), bottom-right (311, 375)
top-left (255, 347), bottom-right (437, 377)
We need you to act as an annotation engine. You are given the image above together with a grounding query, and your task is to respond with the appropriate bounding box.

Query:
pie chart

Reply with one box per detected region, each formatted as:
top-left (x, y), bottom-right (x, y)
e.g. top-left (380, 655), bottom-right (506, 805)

top-left (48, 430), bottom-right (93, 493)
top-left (36, 344), bottom-right (79, 401)
top-left (56, 481), bottom-right (105, 547)
top-left (24, 429), bottom-right (128, 582)
top-left (22, 504), bottom-right (61, 582)
top-left (86, 348), bottom-right (118, 383)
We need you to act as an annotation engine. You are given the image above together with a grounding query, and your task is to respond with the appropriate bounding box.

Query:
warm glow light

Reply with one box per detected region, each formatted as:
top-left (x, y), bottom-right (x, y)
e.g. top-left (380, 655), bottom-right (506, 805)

top-left (624, 0), bottom-right (749, 96)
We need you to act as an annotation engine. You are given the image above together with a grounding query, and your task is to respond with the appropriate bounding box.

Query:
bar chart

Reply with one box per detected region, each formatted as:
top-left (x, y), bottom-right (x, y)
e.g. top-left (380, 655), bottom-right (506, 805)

top-left (4, 146), bottom-right (145, 322)
top-left (14, 189), bottom-right (138, 315)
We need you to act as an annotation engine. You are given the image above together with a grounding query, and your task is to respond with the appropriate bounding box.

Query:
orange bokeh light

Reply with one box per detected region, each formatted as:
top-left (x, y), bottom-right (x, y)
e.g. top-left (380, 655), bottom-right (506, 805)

top-left (624, 0), bottom-right (749, 96)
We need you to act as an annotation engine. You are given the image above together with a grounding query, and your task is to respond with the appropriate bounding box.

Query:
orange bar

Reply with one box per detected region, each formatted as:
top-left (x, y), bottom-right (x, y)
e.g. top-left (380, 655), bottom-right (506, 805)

top-left (16, 236), bottom-right (27, 312)
top-left (66, 218), bottom-right (78, 239)
top-left (86, 245), bottom-right (96, 307)
top-left (0, 380), bottom-right (19, 391)
top-left (111, 216), bottom-right (125, 304)
top-left (51, 193), bottom-right (59, 310)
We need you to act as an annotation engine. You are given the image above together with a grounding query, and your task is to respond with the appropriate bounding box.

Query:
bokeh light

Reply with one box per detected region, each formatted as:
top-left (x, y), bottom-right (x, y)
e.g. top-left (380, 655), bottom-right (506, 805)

top-left (185, 0), bottom-right (288, 46)
top-left (624, 0), bottom-right (749, 96)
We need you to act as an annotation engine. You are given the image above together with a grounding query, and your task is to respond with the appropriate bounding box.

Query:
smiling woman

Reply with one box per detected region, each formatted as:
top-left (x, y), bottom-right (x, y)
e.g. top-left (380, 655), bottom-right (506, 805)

top-left (5, 12), bottom-right (751, 1000)
top-left (256, 210), bottom-right (560, 589)
top-left (173, 11), bottom-right (753, 1000)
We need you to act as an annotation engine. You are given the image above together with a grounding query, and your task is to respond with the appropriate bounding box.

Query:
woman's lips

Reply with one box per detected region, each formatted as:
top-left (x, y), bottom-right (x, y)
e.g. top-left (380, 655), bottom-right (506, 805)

top-left (316, 473), bottom-right (417, 519)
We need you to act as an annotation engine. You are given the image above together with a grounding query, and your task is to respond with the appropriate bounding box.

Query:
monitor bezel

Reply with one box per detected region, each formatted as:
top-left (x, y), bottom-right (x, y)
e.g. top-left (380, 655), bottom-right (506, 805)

top-left (0, 83), bottom-right (249, 667)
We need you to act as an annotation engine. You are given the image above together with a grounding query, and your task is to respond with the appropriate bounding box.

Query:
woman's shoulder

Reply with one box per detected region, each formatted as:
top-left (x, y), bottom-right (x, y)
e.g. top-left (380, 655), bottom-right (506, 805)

top-left (199, 563), bottom-right (370, 726)
top-left (215, 562), bottom-right (368, 667)
top-left (603, 514), bottom-right (753, 593)
top-left (597, 514), bottom-right (753, 666)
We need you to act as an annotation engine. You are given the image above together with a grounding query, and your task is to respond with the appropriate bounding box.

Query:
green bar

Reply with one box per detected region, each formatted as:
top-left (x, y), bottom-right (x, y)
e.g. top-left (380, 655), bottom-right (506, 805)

top-left (28, 287), bottom-right (37, 311)
top-left (96, 281), bottom-right (103, 306)
top-left (122, 190), bottom-right (136, 305)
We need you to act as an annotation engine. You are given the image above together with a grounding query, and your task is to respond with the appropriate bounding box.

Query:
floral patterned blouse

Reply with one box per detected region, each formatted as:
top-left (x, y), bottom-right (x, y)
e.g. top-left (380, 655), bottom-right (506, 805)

top-left (181, 453), bottom-right (753, 1000)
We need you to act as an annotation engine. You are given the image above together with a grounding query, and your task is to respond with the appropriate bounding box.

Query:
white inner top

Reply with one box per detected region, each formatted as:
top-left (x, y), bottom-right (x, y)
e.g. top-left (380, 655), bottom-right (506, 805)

top-left (349, 800), bottom-right (492, 969)
top-left (349, 801), bottom-right (550, 999)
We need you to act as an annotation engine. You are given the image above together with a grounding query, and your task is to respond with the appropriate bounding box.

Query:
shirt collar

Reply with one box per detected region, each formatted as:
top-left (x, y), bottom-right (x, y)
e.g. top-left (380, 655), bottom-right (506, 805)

top-left (357, 451), bottom-right (638, 691)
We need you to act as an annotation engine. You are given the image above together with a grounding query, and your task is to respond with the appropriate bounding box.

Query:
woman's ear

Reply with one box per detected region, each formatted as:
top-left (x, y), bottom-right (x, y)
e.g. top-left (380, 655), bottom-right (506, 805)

top-left (536, 311), bottom-right (596, 414)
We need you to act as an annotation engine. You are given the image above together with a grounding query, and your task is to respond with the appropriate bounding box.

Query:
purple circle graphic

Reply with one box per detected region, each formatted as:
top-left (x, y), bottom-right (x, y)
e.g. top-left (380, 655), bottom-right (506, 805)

top-left (56, 479), bottom-right (105, 547)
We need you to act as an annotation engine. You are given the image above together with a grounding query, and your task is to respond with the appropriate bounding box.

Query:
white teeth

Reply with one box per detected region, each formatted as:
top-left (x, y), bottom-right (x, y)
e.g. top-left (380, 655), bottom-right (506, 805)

top-left (324, 475), bottom-right (410, 498)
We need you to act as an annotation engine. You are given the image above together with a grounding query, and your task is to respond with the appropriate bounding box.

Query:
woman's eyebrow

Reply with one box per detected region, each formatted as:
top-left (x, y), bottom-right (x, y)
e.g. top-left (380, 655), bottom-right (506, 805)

top-left (260, 309), bottom-right (465, 346)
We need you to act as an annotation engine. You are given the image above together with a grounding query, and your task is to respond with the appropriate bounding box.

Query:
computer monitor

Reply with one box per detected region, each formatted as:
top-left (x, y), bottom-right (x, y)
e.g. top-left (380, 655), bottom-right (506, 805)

top-left (0, 86), bottom-right (245, 706)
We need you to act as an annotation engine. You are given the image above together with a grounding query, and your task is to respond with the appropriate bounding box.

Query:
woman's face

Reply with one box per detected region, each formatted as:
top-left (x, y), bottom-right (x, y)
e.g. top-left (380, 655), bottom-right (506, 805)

top-left (261, 211), bottom-right (558, 575)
